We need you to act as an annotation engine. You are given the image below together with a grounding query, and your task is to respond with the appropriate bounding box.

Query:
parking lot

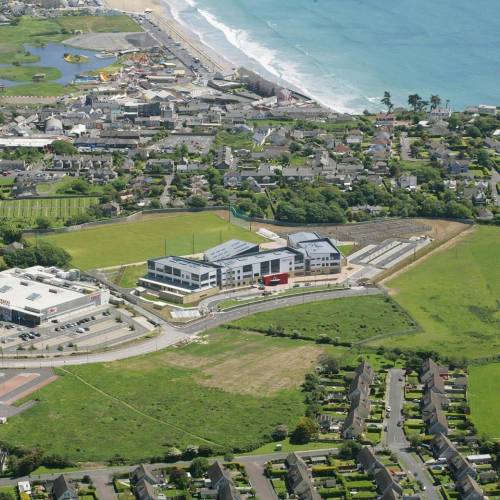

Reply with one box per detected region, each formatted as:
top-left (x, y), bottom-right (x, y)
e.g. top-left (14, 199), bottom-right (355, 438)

top-left (0, 368), bottom-right (56, 418)
top-left (0, 306), bottom-right (152, 355)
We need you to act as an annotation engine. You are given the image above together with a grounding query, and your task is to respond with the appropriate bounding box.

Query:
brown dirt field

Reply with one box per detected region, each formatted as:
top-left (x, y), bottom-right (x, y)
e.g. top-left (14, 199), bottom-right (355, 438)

top-left (0, 373), bottom-right (39, 399)
top-left (196, 345), bottom-right (323, 396)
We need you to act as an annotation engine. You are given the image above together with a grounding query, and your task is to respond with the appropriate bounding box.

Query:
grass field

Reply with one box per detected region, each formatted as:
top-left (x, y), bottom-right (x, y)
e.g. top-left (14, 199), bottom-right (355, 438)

top-left (0, 65), bottom-right (61, 82)
top-left (372, 226), bottom-right (500, 360)
top-left (116, 264), bottom-right (147, 288)
top-left (36, 213), bottom-right (265, 270)
top-left (468, 363), bottom-right (500, 438)
top-left (231, 295), bottom-right (417, 343)
top-left (0, 329), bottom-right (324, 461)
top-left (1, 82), bottom-right (74, 97)
top-left (0, 196), bottom-right (98, 223)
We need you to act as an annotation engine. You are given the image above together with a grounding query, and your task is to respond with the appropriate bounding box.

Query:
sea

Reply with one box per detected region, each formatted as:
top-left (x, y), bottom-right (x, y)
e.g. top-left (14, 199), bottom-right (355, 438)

top-left (163, 0), bottom-right (500, 113)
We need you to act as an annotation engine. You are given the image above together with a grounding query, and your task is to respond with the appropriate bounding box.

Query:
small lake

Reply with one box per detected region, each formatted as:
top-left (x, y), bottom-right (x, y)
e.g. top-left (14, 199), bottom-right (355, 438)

top-left (0, 42), bottom-right (117, 87)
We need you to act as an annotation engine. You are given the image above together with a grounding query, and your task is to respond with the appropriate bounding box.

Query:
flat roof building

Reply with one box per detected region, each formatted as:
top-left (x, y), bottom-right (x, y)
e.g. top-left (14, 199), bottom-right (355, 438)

top-left (0, 267), bottom-right (109, 326)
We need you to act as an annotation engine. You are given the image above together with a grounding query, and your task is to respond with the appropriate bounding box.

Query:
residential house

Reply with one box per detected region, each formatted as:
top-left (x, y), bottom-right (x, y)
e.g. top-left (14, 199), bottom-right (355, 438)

top-left (52, 475), bottom-right (78, 500)
top-left (342, 408), bottom-right (365, 439)
top-left (216, 146), bottom-right (234, 170)
top-left (398, 174), bottom-right (417, 190)
top-left (346, 129), bottom-right (364, 145)
top-left (458, 475), bottom-right (484, 500)
top-left (285, 453), bottom-right (321, 500)
top-left (427, 407), bottom-right (449, 435)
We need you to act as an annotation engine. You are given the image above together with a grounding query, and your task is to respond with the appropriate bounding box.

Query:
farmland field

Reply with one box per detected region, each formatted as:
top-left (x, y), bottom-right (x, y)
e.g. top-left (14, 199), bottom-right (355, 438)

top-left (371, 226), bottom-right (500, 361)
top-left (36, 212), bottom-right (265, 270)
top-left (0, 196), bottom-right (98, 223)
top-left (468, 363), bottom-right (500, 438)
top-left (231, 295), bottom-right (417, 343)
top-left (0, 329), bottom-right (327, 461)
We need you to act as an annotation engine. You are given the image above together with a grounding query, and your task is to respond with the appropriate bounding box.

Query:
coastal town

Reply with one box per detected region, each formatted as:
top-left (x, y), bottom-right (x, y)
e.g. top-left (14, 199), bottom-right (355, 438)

top-left (0, 2), bottom-right (497, 500)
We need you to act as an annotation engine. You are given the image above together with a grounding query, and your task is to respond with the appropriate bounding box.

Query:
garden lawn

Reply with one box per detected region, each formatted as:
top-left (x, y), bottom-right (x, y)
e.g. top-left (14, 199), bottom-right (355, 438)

top-left (468, 363), bottom-right (500, 438)
top-left (371, 226), bottom-right (500, 360)
top-left (231, 295), bottom-right (417, 343)
top-left (35, 213), bottom-right (264, 270)
top-left (0, 329), bottom-right (323, 462)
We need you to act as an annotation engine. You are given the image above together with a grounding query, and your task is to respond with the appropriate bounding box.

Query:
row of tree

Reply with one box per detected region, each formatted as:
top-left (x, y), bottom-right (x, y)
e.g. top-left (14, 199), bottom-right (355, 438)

top-left (381, 91), bottom-right (447, 112)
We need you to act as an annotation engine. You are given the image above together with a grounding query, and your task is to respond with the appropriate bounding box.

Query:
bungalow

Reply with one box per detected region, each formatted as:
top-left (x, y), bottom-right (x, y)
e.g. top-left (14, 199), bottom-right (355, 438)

top-left (444, 159), bottom-right (470, 175)
top-left (398, 174), bottom-right (417, 191)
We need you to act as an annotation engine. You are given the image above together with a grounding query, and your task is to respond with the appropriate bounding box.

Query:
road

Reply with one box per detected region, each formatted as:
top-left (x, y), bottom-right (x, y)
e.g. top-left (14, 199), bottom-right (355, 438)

top-left (490, 167), bottom-right (500, 206)
top-left (0, 449), bottom-right (339, 500)
top-left (384, 369), bottom-right (440, 500)
top-left (0, 287), bottom-right (381, 368)
top-left (160, 174), bottom-right (173, 207)
top-left (400, 133), bottom-right (412, 161)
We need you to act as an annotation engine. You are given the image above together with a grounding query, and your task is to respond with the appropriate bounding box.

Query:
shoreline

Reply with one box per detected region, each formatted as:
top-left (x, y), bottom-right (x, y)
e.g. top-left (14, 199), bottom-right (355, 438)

top-left (101, 0), bottom-right (234, 74)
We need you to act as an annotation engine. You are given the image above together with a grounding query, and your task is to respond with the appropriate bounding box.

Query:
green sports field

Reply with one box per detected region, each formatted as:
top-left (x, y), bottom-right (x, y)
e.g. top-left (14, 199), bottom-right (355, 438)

top-left (36, 213), bottom-right (265, 270)
top-left (0, 196), bottom-right (98, 223)
top-left (468, 363), bottom-right (500, 438)
top-left (370, 226), bottom-right (500, 361)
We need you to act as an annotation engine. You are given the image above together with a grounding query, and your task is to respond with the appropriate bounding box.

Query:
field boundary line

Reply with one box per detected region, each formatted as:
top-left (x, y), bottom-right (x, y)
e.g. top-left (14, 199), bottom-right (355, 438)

top-left (58, 367), bottom-right (221, 446)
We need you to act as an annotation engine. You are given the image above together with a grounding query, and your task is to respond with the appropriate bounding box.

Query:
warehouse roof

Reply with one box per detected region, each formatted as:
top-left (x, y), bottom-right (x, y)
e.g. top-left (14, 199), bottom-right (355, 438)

top-left (0, 272), bottom-right (87, 314)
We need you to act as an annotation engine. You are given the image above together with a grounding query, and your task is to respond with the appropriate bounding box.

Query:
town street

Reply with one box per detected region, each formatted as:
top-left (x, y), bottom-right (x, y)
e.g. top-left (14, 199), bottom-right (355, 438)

top-left (0, 287), bottom-right (380, 368)
top-left (384, 368), bottom-right (440, 500)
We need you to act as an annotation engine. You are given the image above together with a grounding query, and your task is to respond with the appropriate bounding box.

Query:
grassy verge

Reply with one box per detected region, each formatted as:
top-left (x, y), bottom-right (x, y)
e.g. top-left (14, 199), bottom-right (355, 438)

top-left (0, 65), bottom-right (61, 81)
top-left (1, 82), bottom-right (75, 96)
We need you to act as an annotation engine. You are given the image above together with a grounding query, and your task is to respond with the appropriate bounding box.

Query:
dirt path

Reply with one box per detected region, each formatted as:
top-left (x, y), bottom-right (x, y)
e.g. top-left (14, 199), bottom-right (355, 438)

top-left (59, 368), bottom-right (221, 446)
top-left (381, 225), bottom-right (476, 291)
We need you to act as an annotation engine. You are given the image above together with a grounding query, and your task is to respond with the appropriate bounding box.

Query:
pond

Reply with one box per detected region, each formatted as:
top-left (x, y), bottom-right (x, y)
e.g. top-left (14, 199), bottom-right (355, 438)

top-left (0, 42), bottom-right (117, 87)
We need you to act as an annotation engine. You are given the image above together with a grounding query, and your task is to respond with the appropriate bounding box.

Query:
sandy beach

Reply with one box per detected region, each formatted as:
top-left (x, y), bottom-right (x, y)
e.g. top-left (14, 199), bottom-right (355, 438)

top-left (102, 0), bottom-right (234, 74)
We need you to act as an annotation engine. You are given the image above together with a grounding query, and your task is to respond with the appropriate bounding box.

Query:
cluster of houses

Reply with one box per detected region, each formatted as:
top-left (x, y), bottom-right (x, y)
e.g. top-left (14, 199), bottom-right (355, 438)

top-left (343, 361), bottom-right (375, 439)
top-left (358, 447), bottom-right (404, 500)
top-left (17, 475), bottom-right (79, 500)
top-left (432, 433), bottom-right (491, 500)
top-left (130, 461), bottom-right (247, 500)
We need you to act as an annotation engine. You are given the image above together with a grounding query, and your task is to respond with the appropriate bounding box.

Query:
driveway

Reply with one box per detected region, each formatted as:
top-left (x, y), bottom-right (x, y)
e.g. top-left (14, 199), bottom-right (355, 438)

top-left (92, 475), bottom-right (118, 500)
top-left (384, 369), bottom-right (440, 500)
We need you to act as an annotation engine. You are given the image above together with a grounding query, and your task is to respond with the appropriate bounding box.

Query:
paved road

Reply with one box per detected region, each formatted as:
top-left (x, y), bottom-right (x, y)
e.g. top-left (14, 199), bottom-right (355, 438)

top-left (0, 448), bottom-right (339, 500)
top-left (400, 133), bottom-right (412, 161)
top-left (384, 369), bottom-right (440, 500)
top-left (0, 287), bottom-right (380, 368)
top-left (490, 167), bottom-right (500, 206)
top-left (160, 174), bottom-right (173, 207)
top-left (93, 476), bottom-right (118, 500)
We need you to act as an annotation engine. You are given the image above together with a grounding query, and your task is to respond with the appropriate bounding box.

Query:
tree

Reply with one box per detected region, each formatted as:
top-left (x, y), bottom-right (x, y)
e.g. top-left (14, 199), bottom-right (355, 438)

top-left (169, 468), bottom-right (189, 489)
top-left (35, 216), bottom-right (52, 229)
top-left (188, 195), bottom-right (207, 208)
top-left (320, 354), bottom-right (340, 374)
top-left (51, 140), bottom-right (77, 155)
top-left (409, 434), bottom-right (423, 449)
top-left (408, 94), bottom-right (422, 112)
top-left (3, 241), bottom-right (71, 268)
top-left (189, 457), bottom-right (209, 478)
top-left (381, 91), bottom-right (393, 112)
top-left (477, 149), bottom-right (491, 168)
top-left (272, 424), bottom-right (289, 441)
top-left (430, 94), bottom-right (442, 110)
top-left (338, 441), bottom-right (362, 460)
top-left (290, 417), bottom-right (318, 444)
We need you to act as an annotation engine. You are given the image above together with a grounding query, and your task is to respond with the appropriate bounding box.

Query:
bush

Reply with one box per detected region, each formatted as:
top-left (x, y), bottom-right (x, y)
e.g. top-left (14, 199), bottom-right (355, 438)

top-left (272, 424), bottom-right (288, 441)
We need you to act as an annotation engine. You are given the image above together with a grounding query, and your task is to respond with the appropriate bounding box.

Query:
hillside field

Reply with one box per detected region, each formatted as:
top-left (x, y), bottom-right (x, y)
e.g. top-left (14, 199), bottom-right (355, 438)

top-left (35, 213), bottom-right (265, 270)
top-left (468, 363), bottom-right (500, 438)
top-left (371, 226), bottom-right (500, 361)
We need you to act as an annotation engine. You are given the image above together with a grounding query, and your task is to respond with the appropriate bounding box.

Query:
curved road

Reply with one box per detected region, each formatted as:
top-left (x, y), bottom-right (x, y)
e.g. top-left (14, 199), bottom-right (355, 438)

top-left (0, 287), bottom-right (380, 368)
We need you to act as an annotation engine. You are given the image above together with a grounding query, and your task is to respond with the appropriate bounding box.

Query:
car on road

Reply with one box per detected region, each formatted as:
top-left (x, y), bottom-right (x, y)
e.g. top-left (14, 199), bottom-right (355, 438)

top-left (386, 406), bottom-right (391, 412)
top-left (76, 328), bottom-right (85, 333)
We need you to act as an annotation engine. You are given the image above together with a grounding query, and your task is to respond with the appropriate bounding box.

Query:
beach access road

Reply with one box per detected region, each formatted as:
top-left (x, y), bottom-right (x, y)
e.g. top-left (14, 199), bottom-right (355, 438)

top-left (0, 287), bottom-right (380, 368)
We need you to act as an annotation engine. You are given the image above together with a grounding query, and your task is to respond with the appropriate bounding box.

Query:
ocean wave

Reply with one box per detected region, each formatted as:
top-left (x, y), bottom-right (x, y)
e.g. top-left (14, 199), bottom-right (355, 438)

top-left (162, 0), bottom-right (364, 113)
